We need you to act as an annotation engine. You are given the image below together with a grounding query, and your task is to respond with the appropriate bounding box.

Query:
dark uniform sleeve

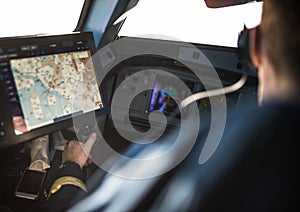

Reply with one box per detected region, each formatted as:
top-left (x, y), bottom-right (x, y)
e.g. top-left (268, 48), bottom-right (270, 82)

top-left (42, 161), bottom-right (87, 212)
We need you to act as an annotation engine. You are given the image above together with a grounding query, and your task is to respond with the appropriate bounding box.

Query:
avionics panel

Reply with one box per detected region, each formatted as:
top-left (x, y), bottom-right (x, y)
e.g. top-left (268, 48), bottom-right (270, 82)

top-left (0, 32), bottom-right (108, 147)
top-left (113, 64), bottom-right (256, 127)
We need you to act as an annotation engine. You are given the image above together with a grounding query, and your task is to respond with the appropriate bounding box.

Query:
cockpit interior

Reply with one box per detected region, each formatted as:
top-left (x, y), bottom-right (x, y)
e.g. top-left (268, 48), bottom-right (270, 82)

top-left (2, 0), bottom-right (286, 211)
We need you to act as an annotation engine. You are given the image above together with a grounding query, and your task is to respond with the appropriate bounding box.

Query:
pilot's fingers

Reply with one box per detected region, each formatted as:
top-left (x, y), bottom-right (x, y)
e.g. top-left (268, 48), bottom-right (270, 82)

top-left (80, 132), bottom-right (97, 156)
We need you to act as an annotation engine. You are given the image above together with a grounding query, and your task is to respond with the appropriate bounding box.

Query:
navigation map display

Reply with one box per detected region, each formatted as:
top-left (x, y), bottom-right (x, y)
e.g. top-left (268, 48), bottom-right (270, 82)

top-left (10, 50), bottom-right (102, 133)
top-left (0, 32), bottom-right (106, 145)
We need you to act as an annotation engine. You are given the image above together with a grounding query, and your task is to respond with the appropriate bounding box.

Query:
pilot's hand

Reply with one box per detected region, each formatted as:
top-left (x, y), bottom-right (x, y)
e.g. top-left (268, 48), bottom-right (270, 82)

top-left (62, 133), bottom-right (97, 169)
top-left (12, 116), bottom-right (28, 133)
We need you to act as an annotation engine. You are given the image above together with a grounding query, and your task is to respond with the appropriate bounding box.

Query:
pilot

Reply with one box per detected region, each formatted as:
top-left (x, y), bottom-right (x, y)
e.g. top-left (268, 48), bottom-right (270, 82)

top-left (42, 0), bottom-right (300, 211)
top-left (150, 0), bottom-right (300, 211)
top-left (41, 133), bottom-right (97, 211)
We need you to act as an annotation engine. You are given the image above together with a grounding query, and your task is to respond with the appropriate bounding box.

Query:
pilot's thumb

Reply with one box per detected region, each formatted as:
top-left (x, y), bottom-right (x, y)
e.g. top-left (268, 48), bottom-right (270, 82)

top-left (80, 132), bottom-right (97, 156)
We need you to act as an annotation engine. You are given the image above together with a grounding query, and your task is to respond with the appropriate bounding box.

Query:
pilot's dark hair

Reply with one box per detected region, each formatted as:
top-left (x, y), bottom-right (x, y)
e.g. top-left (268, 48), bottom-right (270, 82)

top-left (260, 0), bottom-right (300, 81)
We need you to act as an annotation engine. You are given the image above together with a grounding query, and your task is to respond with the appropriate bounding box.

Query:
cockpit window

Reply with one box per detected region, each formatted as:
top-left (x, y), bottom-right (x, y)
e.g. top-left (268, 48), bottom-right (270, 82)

top-left (118, 0), bottom-right (263, 47)
top-left (0, 0), bottom-right (84, 38)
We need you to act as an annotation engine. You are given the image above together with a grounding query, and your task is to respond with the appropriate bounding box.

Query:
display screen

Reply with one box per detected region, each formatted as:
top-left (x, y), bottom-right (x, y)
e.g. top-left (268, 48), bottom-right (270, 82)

top-left (148, 75), bottom-right (196, 116)
top-left (147, 74), bottom-right (228, 116)
top-left (0, 33), bottom-right (104, 135)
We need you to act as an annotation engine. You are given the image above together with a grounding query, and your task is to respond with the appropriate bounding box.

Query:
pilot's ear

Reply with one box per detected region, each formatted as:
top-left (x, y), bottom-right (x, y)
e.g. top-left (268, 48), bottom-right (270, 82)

top-left (249, 26), bottom-right (261, 68)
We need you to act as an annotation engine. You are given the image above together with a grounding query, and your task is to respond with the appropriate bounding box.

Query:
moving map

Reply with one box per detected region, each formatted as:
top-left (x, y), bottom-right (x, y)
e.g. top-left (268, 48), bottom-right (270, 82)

top-left (10, 50), bottom-right (103, 131)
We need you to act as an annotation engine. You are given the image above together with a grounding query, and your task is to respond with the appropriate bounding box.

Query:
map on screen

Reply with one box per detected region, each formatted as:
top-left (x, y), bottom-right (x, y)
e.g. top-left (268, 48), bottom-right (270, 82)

top-left (10, 50), bottom-right (103, 131)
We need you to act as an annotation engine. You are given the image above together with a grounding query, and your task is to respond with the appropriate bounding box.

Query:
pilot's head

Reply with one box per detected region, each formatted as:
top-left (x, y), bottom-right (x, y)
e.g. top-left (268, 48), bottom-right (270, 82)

top-left (250, 0), bottom-right (300, 105)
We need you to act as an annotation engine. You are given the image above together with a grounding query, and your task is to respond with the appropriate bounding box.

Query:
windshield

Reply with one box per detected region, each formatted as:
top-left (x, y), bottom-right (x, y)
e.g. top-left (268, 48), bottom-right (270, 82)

top-left (119, 0), bottom-right (263, 47)
top-left (0, 0), bottom-right (84, 38)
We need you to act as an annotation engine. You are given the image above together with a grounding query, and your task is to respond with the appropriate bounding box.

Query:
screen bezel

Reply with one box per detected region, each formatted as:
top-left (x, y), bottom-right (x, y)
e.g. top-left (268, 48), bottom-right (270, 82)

top-left (0, 32), bottom-right (109, 147)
